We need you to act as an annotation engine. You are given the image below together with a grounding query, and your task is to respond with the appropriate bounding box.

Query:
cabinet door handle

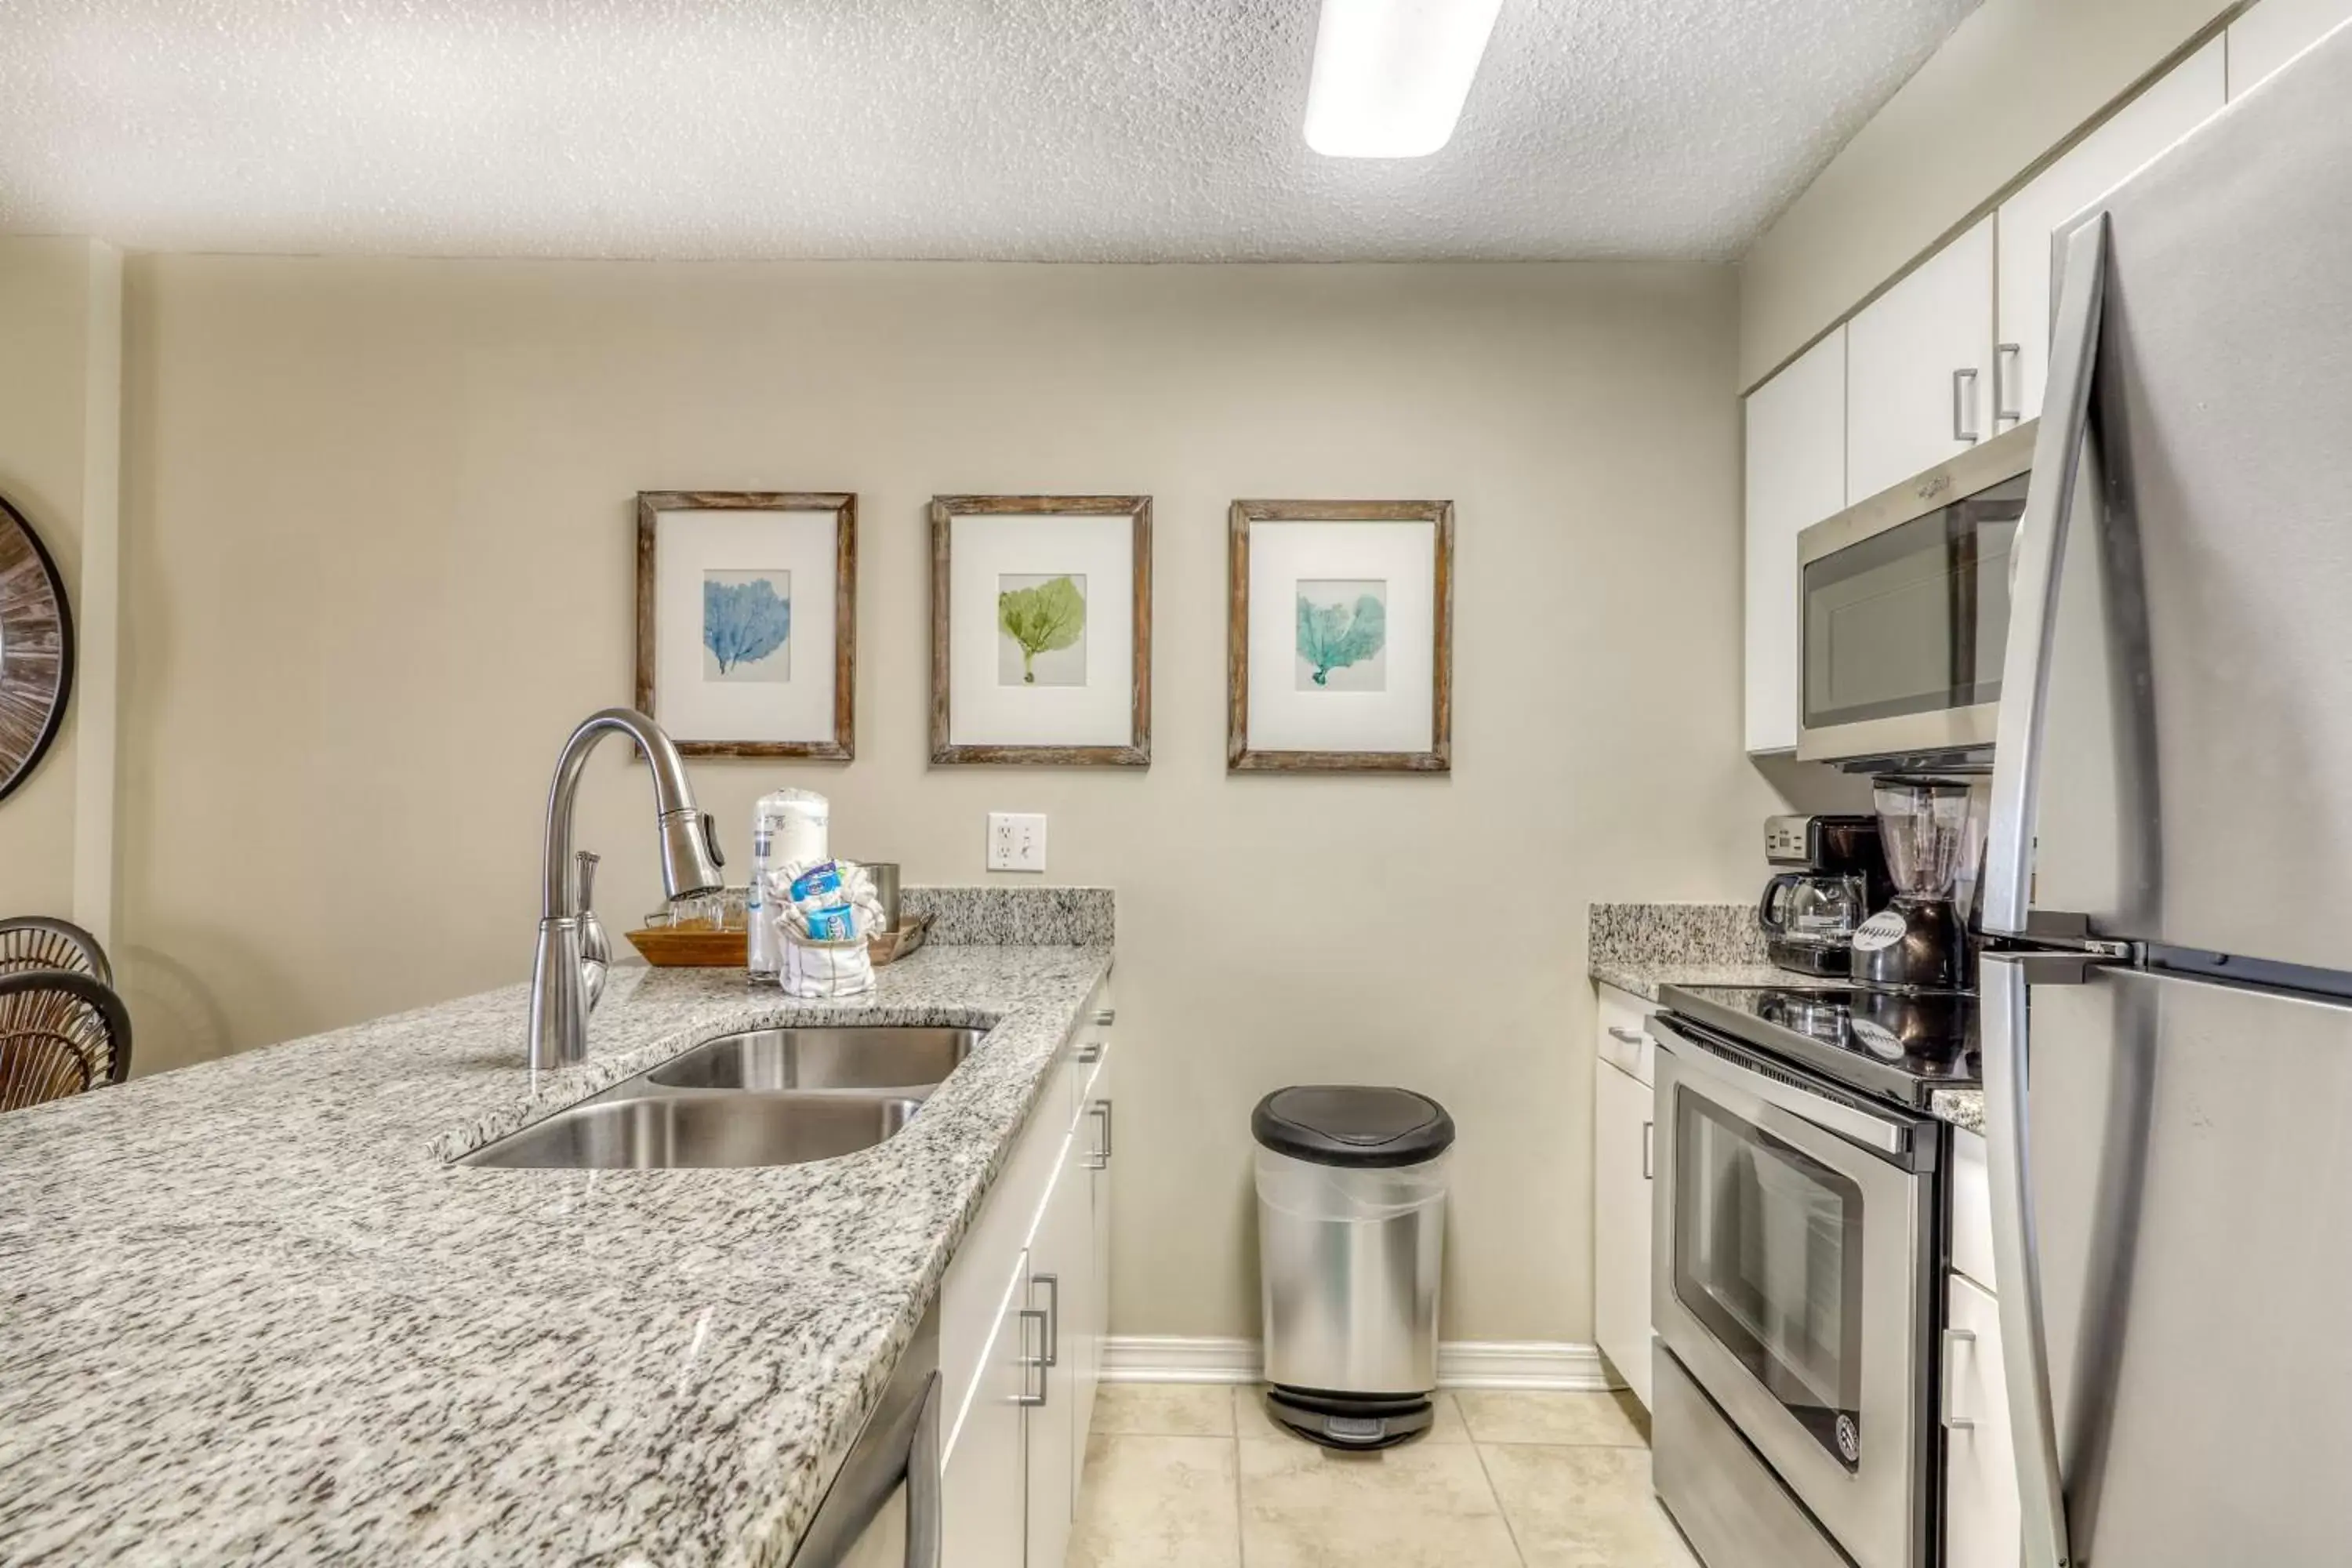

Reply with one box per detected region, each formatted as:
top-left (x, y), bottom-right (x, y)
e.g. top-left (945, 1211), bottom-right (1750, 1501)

top-left (1086, 1099), bottom-right (1114, 1168)
top-left (1641, 1120), bottom-right (1653, 1181)
top-left (1018, 1308), bottom-right (1051, 1406)
top-left (1953, 366), bottom-right (1982, 443)
top-left (1033, 1272), bottom-right (1060, 1366)
top-left (1994, 342), bottom-right (2024, 424)
top-left (1606, 1026), bottom-right (1645, 1047)
top-left (1940, 1327), bottom-right (1977, 1430)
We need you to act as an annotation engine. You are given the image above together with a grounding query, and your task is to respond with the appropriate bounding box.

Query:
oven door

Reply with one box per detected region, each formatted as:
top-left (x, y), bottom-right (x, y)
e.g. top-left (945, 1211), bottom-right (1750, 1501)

top-left (1650, 1014), bottom-right (1936, 1568)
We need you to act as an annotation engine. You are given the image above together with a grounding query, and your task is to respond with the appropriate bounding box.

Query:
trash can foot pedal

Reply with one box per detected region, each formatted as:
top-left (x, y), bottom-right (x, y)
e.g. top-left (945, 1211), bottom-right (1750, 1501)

top-left (1265, 1386), bottom-right (1434, 1450)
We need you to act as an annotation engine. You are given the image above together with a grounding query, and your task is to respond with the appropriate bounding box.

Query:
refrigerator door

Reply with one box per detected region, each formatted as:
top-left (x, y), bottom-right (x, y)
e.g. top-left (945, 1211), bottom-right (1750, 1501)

top-left (1987, 957), bottom-right (2352, 1567)
top-left (1998, 20), bottom-right (2352, 967)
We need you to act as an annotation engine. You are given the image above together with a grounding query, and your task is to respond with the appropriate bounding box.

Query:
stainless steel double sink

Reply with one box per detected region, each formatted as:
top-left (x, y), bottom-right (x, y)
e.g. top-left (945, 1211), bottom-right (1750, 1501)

top-left (464, 1025), bottom-right (981, 1170)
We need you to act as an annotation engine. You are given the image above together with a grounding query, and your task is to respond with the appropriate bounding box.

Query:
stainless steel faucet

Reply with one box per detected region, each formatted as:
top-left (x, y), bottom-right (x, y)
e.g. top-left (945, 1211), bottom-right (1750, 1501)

top-left (528, 707), bottom-right (723, 1073)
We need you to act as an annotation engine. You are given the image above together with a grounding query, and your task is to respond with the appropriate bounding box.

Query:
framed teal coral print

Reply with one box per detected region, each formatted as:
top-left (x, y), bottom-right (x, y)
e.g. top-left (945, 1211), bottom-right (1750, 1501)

top-left (637, 492), bottom-right (857, 759)
top-left (1228, 499), bottom-right (1453, 773)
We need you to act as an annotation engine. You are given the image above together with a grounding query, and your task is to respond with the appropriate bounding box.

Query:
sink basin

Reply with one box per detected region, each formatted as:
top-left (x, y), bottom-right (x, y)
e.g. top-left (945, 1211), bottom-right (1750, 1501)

top-left (463, 1091), bottom-right (921, 1169)
top-left (646, 1026), bottom-right (982, 1093)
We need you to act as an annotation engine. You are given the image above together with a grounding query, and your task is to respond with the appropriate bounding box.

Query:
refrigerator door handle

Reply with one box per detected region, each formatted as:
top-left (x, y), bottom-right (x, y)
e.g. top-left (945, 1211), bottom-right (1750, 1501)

top-left (1984, 213), bottom-right (2111, 937)
top-left (1984, 950), bottom-right (2121, 1568)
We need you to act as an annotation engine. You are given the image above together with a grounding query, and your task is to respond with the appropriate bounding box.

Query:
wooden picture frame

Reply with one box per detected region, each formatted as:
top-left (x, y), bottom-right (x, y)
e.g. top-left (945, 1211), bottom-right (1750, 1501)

top-left (636, 491), bottom-right (858, 760)
top-left (0, 492), bottom-right (74, 804)
top-left (930, 495), bottom-right (1152, 766)
top-left (1227, 499), bottom-right (1454, 773)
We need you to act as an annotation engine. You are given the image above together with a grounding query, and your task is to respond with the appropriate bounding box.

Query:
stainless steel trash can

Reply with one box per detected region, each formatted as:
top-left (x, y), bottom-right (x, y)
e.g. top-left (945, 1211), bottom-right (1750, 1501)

top-left (1252, 1084), bottom-right (1455, 1449)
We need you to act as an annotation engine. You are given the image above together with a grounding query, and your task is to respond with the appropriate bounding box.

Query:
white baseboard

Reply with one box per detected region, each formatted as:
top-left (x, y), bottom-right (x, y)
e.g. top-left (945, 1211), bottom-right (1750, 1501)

top-left (1100, 1336), bottom-right (1617, 1393)
top-left (1100, 1336), bottom-right (1261, 1384)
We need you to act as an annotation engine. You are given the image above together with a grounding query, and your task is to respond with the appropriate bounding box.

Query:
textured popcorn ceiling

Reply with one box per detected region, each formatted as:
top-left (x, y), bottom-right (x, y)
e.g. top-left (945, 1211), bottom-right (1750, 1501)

top-left (0, 0), bottom-right (1981, 261)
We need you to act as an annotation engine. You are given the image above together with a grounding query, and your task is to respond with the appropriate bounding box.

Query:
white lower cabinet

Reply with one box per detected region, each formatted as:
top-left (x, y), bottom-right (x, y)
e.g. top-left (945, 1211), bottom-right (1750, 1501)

top-left (1592, 1058), bottom-right (1654, 1410)
top-left (1023, 1129), bottom-right (1092, 1568)
top-left (1942, 1272), bottom-right (2019, 1568)
top-left (943, 1254), bottom-right (1033, 1568)
top-left (1073, 1041), bottom-right (1113, 1503)
top-left (938, 985), bottom-right (1117, 1568)
top-left (1592, 982), bottom-right (1659, 1411)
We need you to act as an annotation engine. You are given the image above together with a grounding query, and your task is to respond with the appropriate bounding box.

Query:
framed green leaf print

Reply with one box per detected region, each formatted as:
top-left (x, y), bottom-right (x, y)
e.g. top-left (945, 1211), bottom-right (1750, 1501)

top-left (930, 495), bottom-right (1152, 766)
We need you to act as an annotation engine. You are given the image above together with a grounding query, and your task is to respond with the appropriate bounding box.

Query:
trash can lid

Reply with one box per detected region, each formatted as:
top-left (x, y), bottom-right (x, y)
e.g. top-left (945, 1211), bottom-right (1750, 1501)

top-left (1251, 1086), bottom-right (1456, 1168)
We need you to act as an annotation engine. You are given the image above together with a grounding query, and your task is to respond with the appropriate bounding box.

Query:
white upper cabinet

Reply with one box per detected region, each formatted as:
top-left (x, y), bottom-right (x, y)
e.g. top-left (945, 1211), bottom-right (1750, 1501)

top-left (1996, 39), bottom-right (2225, 426)
top-left (2229, 0), bottom-right (2352, 97)
top-left (1846, 216), bottom-right (1994, 505)
top-left (1743, 327), bottom-right (1846, 753)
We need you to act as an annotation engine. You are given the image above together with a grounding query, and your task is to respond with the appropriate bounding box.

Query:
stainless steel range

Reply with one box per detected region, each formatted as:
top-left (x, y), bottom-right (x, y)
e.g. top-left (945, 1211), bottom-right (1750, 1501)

top-left (1647, 984), bottom-right (1977, 1568)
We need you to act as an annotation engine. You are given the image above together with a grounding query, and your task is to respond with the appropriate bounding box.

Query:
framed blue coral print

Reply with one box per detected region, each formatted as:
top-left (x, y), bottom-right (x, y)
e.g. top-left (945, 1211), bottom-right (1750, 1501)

top-left (637, 492), bottom-right (856, 759)
top-left (1227, 499), bottom-right (1453, 773)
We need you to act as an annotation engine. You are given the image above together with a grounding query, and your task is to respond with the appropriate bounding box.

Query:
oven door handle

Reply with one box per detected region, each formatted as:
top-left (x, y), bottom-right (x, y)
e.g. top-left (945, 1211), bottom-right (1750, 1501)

top-left (1649, 1014), bottom-right (1919, 1162)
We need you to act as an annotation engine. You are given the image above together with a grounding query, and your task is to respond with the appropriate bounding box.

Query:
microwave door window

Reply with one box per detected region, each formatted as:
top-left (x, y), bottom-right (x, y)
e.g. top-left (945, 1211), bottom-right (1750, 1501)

top-left (1803, 477), bottom-right (2025, 732)
top-left (1672, 1093), bottom-right (1867, 1470)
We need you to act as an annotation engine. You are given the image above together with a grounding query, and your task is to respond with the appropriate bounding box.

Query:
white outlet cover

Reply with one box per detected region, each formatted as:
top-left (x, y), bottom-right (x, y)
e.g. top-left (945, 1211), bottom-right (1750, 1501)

top-left (987, 812), bottom-right (1048, 873)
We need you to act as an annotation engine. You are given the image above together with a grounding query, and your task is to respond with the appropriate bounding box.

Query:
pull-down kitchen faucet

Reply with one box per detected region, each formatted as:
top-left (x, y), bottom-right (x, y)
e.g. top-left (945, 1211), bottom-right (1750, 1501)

top-left (528, 707), bottom-right (723, 1074)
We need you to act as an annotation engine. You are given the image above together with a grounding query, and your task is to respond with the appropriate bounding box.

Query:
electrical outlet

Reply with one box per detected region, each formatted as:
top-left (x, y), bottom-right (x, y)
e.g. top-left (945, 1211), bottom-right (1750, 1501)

top-left (987, 812), bottom-right (1048, 873)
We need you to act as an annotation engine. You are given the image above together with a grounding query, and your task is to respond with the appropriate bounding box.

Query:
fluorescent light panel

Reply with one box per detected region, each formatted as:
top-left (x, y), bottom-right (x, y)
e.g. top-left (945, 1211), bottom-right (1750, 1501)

top-left (1304, 0), bottom-right (1506, 158)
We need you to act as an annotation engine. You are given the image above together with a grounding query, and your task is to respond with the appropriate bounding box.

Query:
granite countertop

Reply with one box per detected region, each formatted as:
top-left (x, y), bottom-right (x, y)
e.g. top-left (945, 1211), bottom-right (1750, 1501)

top-left (0, 940), bottom-right (1112, 1566)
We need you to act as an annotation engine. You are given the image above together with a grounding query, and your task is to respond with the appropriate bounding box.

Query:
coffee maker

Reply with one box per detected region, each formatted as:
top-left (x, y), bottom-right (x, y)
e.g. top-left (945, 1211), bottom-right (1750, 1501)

top-left (1759, 815), bottom-right (1892, 977)
top-left (1853, 777), bottom-right (1987, 993)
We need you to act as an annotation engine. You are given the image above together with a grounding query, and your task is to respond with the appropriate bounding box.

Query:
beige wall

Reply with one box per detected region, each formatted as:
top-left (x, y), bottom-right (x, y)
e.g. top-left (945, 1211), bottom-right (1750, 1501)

top-left (0, 237), bottom-right (120, 938)
top-left (119, 256), bottom-right (1795, 1341)
top-left (1739, 0), bottom-right (2234, 388)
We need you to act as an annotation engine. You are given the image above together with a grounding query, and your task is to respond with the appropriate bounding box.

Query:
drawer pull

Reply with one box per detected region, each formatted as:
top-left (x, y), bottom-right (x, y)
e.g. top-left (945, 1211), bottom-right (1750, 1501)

top-left (1033, 1272), bottom-right (1060, 1366)
top-left (1941, 1327), bottom-right (1977, 1430)
top-left (1076, 1042), bottom-right (1103, 1064)
top-left (1092, 1008), bottom-right (1116, 1027)
top-left (1018, 1308), bottom-right (1051, 1406)
top-left (1606, 1026), bottom-right (1645, 1047)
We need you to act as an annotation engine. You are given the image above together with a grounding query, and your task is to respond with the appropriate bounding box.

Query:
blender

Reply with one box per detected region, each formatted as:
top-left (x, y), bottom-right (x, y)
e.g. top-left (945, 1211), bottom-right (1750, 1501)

top-left (1853, 777), bottom-right (1987, 993)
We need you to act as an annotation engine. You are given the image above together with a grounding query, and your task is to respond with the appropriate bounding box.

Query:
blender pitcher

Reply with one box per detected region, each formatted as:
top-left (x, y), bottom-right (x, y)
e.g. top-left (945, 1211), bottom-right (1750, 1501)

top-left (1855, 778), bottom-right (1986, 992)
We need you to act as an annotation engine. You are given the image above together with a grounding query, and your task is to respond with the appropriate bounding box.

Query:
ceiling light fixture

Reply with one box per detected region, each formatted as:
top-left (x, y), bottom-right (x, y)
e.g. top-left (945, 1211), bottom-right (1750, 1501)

top-left (1303, 0), bottom-right (1506, 158)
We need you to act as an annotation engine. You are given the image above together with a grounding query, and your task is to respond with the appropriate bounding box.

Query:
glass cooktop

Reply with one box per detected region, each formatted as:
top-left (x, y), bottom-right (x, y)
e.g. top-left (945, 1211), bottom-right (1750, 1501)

top-left (1659, 983), bottom-right (1980, 1108)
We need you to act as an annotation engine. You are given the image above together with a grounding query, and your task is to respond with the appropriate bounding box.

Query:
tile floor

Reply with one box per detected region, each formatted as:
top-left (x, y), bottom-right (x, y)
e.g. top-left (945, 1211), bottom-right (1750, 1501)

top-left (1065, 1385), bottom-right (1701, 1567)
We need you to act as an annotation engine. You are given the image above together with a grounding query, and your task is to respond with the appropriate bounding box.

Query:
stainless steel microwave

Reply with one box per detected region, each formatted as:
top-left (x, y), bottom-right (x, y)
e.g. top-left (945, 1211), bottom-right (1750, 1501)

top-left (1795, 421), bottom-right (2037, 765)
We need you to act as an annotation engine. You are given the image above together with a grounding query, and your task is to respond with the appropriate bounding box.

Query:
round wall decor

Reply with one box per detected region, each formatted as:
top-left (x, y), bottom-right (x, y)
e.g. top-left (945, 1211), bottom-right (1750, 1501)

top-left (0, 493), bottom-right (74, 804)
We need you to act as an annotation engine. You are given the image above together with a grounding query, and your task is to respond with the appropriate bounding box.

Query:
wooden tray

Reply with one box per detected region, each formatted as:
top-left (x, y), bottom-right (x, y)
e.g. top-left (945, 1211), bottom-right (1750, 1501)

top-left (624, 925), bottom-right (748, 967)
top-left (868, 912), bottom-right (933, 967)
top-left (622, 911), bottom-right (933, 969)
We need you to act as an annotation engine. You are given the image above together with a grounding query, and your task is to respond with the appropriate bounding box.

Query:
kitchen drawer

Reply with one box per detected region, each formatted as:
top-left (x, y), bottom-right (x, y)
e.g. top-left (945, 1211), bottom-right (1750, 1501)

top-left (1596, 982), bottom-right (1659, 1086)
top-left (1950, 1127), bottom-right (1994, 1294)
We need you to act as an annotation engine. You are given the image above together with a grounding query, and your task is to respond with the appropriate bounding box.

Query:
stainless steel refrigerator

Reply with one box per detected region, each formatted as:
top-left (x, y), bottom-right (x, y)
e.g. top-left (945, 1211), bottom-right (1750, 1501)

top-left (1982, 19), bottom-right (2352, 1568)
